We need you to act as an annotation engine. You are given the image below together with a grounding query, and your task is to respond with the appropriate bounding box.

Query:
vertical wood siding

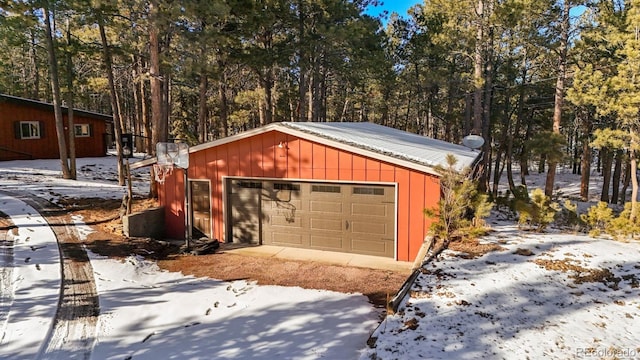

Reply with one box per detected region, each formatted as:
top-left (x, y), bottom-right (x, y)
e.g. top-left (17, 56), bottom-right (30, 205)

top-left (0, 102), bottom-right (109, 160)
top-left (160, 129), bottom-right (440, 262)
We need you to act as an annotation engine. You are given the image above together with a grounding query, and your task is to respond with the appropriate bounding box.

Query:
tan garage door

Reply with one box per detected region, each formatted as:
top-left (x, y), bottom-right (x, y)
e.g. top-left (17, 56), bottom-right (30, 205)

top-left (228, 179), bottom-right (395, 258)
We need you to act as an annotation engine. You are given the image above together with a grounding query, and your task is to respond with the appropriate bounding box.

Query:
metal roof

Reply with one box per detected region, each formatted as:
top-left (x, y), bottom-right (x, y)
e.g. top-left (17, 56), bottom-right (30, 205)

top-left (132, 122), bottom-right (481, 175)
top-left (280, 122), bottom-right (480, 172)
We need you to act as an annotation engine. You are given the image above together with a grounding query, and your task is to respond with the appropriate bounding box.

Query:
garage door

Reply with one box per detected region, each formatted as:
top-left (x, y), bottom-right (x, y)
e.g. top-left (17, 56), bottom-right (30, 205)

top-left (228, 179), bottom-right (396, 258)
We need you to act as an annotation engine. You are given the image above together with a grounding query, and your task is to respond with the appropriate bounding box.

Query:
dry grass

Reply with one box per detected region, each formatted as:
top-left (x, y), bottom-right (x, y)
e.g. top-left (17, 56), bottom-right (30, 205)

top-left (534, 258), bottom-right (621, 288)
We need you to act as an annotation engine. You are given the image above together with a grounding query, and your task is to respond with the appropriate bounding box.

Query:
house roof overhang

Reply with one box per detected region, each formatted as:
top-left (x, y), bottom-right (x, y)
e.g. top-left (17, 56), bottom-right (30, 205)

top-left (131, 122), bottom-right (482, 178)
top-left (0, 94), bottom-right (113, 122)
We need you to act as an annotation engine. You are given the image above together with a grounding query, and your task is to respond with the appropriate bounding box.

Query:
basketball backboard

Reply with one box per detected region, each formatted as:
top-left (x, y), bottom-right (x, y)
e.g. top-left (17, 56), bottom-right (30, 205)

top-left (156, 142), bottom-right (189, 168)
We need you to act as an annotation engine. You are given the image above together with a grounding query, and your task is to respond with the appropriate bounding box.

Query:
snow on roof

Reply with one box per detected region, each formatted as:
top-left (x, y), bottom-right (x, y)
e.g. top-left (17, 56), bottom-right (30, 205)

top-left (132, 121), bottom-right (482, 173)
top-left (280, 122), bottom-right (480, 172)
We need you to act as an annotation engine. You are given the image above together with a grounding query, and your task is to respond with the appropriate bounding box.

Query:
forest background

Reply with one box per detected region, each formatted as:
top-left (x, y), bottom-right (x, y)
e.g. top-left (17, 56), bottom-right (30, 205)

top-left (0, 0), bottom-right (638, 209)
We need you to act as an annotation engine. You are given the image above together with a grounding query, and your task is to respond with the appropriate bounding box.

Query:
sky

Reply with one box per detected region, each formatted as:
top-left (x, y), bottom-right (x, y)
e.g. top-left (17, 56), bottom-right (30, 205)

top-left (365, 1), bottom-right (586, 25)
top-left (365, 0), bottom-right (421, 22)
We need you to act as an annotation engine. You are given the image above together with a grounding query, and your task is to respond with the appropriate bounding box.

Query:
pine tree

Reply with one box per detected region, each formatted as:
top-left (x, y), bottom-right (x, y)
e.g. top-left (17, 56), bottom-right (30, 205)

top-left (607, 0), bottom-right (640, 221)
top-left (424, 154), bottom-right (492, 247)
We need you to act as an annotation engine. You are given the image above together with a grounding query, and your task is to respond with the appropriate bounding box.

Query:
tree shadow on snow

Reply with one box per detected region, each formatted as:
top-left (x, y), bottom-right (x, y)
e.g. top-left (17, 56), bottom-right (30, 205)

top-left (370, 235), bottom-right (639, 359)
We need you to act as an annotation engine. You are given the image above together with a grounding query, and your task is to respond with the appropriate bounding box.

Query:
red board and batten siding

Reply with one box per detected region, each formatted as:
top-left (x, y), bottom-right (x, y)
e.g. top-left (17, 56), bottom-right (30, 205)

top-left (160, 129), bottom-right (440, 262)
top-left (0, 100), bottom-right (109, 160)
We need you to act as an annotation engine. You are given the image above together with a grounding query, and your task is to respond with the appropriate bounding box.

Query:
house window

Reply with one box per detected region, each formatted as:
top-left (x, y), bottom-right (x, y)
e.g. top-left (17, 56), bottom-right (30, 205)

top-left (274, 182), bottom-right (300, 191)
top-left (74, 124), bottom-right (91, 137)
top-left (353, 187), bottom-right (385, 195)
top-left (312, 185), bottom-right (341, 193)
top-left (236, 181), bottom-right (262, 189)
top-left (18, 121), bottom-right (41, 139)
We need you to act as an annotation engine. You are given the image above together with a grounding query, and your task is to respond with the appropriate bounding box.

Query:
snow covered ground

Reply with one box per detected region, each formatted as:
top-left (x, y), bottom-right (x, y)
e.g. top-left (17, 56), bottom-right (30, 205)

top-left (0, 155), bottom-right (150, 203)
top-left (361, 223), bottom-right (640, 359)
top-left (1, 156), bottom-right (639, 360)
top-left (0, 195), bottom-right (61, 358)
top-left (89, 251), bottom-right (377, 360)
top-left (0, 156), bottom-right (379, 359)
top-left (362, 168), bottom-right (640, 360)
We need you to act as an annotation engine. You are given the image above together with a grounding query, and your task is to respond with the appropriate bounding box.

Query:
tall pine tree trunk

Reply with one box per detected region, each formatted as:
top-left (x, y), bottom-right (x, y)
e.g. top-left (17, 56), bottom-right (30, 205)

top-left (508, 59), bottom-right (528, 195)
top-left (30, 29), bottom-right (40, 99)
top-left (98, 11), bottom-right (126, 186)
top-left (307, 59), bottom-right (319, 122)
top-left (444, 61), bottom-right (456, 142)
top-left (42, 3), bottom-right (71, 179)
top-left (629, 134), bottom-right (638, 222)
top-left (217, 61), bottom-right (229, 138)
top-left (65, 18), bottom-right (76, 179)
top-left (307, 69), bottom-right (314, 122)
top-left (620, 153), bottom-right (631, 204)
top-left (493, 91), bottom-right (509, 198)
top-left (481, 36), bottom-right (494, 193)
top-left (131, 54), bottom-right (143, 152)
top-left (198, 73), bottom-right (208, 143)
top-left (297, 0), bottom-right (307, 122)
top-left (162, 71), bottom-right (171, 133)
top-left (520, 110), bottom-right (534, 184)
top-left (262, 73), bottom-right (273, 125)
top-left (545, 0), bottom-right (570, 197)
top-left (579, 110), bottom-right (592, 201)
top-left (149, 0), bottom-right (164, 198)
top-left (600, 148), bottom-right (612, 203)
top-left (472, 0), bottom-right (484, 136)
top-left (612, 149), bottom-right (623, 203)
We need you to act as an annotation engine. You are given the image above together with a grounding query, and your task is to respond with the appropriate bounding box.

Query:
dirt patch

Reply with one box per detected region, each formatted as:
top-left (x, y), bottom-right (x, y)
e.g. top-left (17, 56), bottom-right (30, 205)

top-left (158, 252), bottom-right (407, 307)
top-left (71, 197), bottom-right (409, 308)
top-left (534, 258), bottom-right (621, 289)
top-left (448, 238), bottom-right (505, 259)
top-left (514, 248), bottom-right (535, 256)
top-left (0, 211), bottom-right (11, 229)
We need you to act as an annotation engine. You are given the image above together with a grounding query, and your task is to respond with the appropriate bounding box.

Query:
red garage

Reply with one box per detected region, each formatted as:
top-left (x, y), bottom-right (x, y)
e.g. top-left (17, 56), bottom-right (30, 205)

top-left (0, 94), bottom-right (112, 161)
top-left (146, 122), bottom-right (480, 262)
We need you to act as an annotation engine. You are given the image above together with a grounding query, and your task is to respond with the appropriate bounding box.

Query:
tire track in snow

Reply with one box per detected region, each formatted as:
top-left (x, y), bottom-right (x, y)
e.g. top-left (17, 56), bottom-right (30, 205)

top-left (0, 192), bottom-right (61, 359)
top-left (0, 210), bottom-right (15, 341)
top-left (18, 196), bottom-right (100, 360)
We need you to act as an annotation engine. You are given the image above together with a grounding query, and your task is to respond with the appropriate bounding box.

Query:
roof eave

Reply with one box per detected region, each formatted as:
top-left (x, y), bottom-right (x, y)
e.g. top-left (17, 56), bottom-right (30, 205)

top-left (130, 124), bottom-right (280, 170)
top-left (0, 94), bottom-right (113, 122)
top-left (131, 122), bottom-right (479, 177)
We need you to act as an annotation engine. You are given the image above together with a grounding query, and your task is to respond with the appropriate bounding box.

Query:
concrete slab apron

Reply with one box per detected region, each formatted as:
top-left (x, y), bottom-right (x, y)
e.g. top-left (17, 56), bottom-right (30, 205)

top-left (226, 245), bottom-right (413, 272)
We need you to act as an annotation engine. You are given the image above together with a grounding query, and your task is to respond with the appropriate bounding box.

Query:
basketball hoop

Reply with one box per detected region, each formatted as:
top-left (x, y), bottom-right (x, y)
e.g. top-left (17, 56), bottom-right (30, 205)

top-left (153, 163), bottom-right (174, 184)
top-left (156, 142), bottom-right (189, 169)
